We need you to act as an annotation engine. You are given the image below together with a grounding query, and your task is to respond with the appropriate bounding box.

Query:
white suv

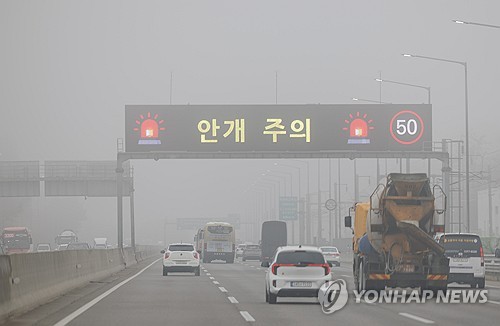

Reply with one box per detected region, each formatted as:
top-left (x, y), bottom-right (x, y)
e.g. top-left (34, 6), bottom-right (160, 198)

top-left (161, 243), bottom-right (200, 276)
top-left (263, 246), bottom-right (332, 304)
top-left (439, 233), bottom-right (485, 288)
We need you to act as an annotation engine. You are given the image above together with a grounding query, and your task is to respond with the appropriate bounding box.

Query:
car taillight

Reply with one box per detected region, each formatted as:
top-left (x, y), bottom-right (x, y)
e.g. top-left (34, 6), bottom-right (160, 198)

top-left (164, 252), bottom-right (170, 259)
top-left (322, 263), bottom-right (331, 275)
top-left (193, 252), bottom-right (199, 259)
top-left (271, 263), bottom-right (279, 275)
top-left (480, 246), bottom-right (484, 266)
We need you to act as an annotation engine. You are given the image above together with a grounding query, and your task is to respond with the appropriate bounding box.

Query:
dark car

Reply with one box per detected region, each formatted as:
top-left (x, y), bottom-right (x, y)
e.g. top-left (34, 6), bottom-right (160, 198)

top-left (495, 247), bottom-right (500, 258)
top-left (67, 242), bottom-right (91, 250)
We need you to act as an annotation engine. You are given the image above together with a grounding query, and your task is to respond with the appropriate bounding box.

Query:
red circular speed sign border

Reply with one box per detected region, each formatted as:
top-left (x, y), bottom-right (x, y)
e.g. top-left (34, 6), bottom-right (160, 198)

top-left (389, 110), bottom-right (425, 145)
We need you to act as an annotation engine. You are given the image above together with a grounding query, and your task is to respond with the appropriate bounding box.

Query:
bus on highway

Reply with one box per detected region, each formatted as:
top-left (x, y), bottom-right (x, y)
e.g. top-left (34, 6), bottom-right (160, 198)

top-left (1, 227), bottom-right (33, 254)
top-left (201, 222), bottom-right (235, 263)
top-left (260, 221), bottom-right (287, 264)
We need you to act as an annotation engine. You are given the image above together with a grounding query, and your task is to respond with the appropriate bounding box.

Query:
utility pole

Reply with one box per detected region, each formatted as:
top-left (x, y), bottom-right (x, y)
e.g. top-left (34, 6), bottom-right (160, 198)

top-left (317, 159), bottom-right (321, 245)
top-left (488, 165), bottom-right (493, 237)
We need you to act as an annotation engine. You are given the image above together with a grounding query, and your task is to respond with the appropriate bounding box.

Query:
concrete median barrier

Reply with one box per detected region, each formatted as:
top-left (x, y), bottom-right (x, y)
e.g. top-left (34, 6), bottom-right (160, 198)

top-left (0, 246), bottom-right (160, 323)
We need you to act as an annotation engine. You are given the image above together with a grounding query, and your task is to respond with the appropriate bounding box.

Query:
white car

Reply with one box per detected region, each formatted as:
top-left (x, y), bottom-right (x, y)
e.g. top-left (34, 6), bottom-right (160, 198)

top-left (320, 246), bottom-right (341, 266)
top-left (438, 233), bottom-right (486, 288)
top-left (36, 243), bottom-right (51, 252)
top-left (236, 244), bottom-right (246, 258)
top-left (161, 243), bottom-right (200, 276)
top-left (263, 246), bottom-right (332, 304)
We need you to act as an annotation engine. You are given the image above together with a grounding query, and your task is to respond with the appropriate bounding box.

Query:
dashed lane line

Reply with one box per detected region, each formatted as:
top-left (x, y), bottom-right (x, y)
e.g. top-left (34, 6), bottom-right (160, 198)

top-left (228, 296), bottom-right (239, 304)
top-left (213, 281), bottom-right (220, 285)
top-left (219, 287), bottom-right (228, 293)
top-left (209, 276), bottom-right (215, 280)
top-left (240, 311), bottom-right (256, 322)
top-left (398, 312), bottom-right (435, 324)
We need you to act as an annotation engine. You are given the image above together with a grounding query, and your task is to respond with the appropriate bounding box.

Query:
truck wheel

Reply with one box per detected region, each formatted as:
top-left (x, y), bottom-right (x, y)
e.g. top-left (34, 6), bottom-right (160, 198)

top-left (195, 267), bottom-right (200, 276)
top-left (163, 266), bottom-right (168, 276)
top-left (358, 261), bottom-right (366, 292)
top-left (477, 278), bottom-right (485, 289)
top-left (265, 288), bottom-right (269, 303)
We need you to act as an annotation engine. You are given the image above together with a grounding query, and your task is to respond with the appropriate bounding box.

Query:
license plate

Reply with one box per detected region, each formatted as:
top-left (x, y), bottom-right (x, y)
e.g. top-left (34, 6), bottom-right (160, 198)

top-left (453, 258), bottom-right (468, 262)
top-left (291, 281), bottom-right (312, 287)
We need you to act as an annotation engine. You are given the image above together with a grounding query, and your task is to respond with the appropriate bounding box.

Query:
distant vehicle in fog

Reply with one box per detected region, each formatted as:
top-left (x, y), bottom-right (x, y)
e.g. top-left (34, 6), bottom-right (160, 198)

top-left (235, 244), bottom-right (246, 258)
top-left (1, 227), bottom-right (33, 254)
top-left (56, 244), bottom-right (69, 251)
top-left (495, 247), bottom-right (500, 258)
top-left (201, 222), bottom-right (235, 263)
top-left (0, 243), bottom-right (5, 255)
top-left (67, 242), bottom-right (91, 250)
top-left (161, 243), bottom-right (200, 276)
top-left (242, 244), bottom-right (261, 261)
top-left (55, 230), bottom-right (78, 247)
top-left (261, 221), bottom-right (287, 264)
top-left (93, 238), bottom-right (108, 249)
top-left (36, 243), bottom-right (51, 252)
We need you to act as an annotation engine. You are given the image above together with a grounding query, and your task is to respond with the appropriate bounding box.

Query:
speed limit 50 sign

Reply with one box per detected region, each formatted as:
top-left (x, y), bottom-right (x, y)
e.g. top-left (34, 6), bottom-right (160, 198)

top-left (390, 110), bottom-right (425, 145)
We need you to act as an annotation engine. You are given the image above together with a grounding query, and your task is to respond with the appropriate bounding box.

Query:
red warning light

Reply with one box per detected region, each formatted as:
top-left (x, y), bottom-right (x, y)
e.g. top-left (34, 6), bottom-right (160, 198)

top-left (349, 118), bottom-right (368, 137)
top-left (342, 112), bottom-right (374, 144)
top-left (133, 112), bottom-right (165, 145)
top-left (141, 119), bottom-right (159, 138)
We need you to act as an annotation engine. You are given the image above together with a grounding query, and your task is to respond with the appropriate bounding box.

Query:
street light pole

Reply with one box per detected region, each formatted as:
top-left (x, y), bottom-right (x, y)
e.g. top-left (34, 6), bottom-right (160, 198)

top-left (274, 163), bottom-right (303, 244)
top-left (375, 78), bottom-right (431, 104)
top-left (403, 53), bottom-right (470, 232)
top-left (453, 20), bottom-right (500, 29)
top-left (352, 97), bottom-right (391, 104)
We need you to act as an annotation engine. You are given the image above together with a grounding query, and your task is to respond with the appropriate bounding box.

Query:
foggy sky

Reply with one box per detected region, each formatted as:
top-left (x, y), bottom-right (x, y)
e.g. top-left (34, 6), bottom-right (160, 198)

top-left (1, 1), bottom-right (499, 245)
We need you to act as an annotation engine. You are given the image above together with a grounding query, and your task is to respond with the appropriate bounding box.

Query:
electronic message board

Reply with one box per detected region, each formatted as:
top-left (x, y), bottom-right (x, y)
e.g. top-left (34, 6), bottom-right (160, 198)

top-left (125, 104), bottom-right (431, 152)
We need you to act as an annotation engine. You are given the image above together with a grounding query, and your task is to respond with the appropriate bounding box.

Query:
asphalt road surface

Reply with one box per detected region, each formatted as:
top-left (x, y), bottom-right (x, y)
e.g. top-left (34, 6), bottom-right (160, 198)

top-left (5, 257), bottom-right (500, 326)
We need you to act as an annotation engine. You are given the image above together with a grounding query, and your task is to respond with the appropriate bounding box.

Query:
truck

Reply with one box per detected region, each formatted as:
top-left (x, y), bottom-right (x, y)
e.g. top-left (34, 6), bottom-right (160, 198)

top-left (260, 221), bottom-right (287, 264)
top-left (345, 173), bottom-right (449, 293)
top-left (1, 227), bottom-right (33, 254)
top-left (55, 230), bottom-right (78, 249)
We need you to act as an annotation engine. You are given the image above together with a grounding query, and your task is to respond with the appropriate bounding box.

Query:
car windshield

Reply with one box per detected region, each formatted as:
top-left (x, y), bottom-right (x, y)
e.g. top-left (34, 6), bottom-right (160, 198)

top-left (207, 225), bottom-right (233, 234)
top-left (320, 247), bottom-right (338, 253)
top-left (439, 235), bottom-right (482, 257)
top-left (276, 250), bottom-right (325, 264)
top-left (246, 245), bottom-right (260, 249)
top-left (169, 245), bottom-right (194, 252)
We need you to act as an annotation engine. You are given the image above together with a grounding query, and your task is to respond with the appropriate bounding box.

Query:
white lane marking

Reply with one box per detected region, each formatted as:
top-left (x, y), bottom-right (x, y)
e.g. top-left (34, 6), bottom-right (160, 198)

top-left (340, 274), bottom-right (352, 278)
top-left (256, 268), bottom-right (261, 270)
top-left (488, 300), bottom-right (500, 305)
top-left (399, 313), bottom-right (435, 324)
top-left (219, 287), bottom-right (228, 293)
top-left (53, 258), bottom-right (161, 326)
top-left (209, 276), bottom-right (215, 280)
top-left (206, 273), bottom-right (211, 276)
top-left (213, 281), bottom-right (220, 284)
top-left (228, 296), bottom-right (239, 304)
top-left (487, 285), bottom-right (500, 289)
top-left (240, 311), bottom-right (256, 322)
